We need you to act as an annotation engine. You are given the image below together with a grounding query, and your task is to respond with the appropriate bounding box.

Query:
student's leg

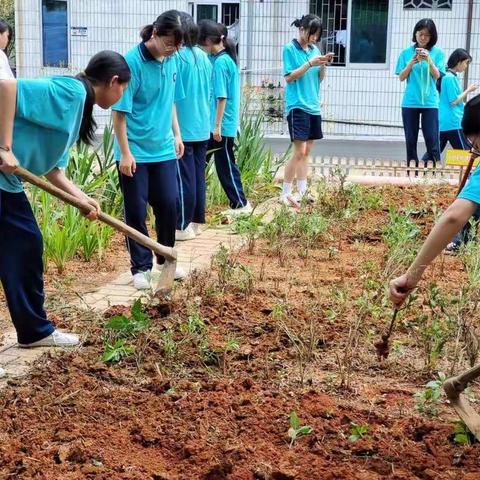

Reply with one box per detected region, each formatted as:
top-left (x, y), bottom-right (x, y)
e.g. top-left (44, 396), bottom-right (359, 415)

top-left (296, 140), bottom-right (315, 197)
top-left (176, 142), bottom-right (195, 231)
top-left (117, 163), bottom-right (152, 274)
top-left (402, 107), bottom-right (420, 175)
top-left (192, 140), bottom-right (209, 225)
top-left (0, 191), bottom-right (54, 344)
top-left (446, 129), bottom-right (470, 151)
top-left (421, 108), bottom-right (440, 169)
top-left (148, 160), bottom-right (178, 265)
top-left (211, 135), bottom-right (247, 209)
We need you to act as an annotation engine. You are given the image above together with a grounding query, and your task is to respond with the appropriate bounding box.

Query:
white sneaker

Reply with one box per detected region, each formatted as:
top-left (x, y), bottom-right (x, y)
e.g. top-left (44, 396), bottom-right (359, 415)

top-left (18, 330), bottom-right (80, 348)
top-left (222, 201), bottom-right (253, 216)
top-left (0, 367), bottom-right (5, 378)
top-left (156, 264), bottom-right (187, 281)
top-left (293, 192), bottom-right (315, 204)
top-left (279, 194), bottom-right (300, 209)
top-left (175, 225), bottom-right (196, 241)
top-left (191, 222), bottom-right (203, 235)
top-left (132, 271), bottom-right (151, 290)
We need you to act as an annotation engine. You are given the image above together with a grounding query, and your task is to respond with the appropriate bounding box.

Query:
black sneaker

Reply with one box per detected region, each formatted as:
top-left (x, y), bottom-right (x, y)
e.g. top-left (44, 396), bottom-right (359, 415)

top-left (444, 242), bottom-right (460, 255)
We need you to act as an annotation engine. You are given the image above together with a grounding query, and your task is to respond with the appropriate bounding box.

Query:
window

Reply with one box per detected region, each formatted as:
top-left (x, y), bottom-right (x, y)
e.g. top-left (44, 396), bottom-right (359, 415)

top-left (42, 0), bottom-right (68, 67)
top-left (197, 4), bottom-right (218, 22)
top-left (310, 0), bottom-right (391, 68)
top-left (193, 2), bottom-right (239, 25)
top-left (403, 0), bottom-right (452, 9)
top-left (222, 3), bottom-right (240, 26)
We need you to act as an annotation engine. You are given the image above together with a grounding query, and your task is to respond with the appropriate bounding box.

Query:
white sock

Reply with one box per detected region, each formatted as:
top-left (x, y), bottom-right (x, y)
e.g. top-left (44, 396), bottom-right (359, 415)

top-left (297, 179), bottom-right (307, 196)
top-left (281, 182), bottom-right (292, 196)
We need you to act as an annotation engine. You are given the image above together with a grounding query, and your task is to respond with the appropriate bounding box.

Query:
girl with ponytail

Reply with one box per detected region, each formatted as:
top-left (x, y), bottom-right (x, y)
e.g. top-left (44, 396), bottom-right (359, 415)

top-left (281, 14), bottom-right (333, 208)
top-left (112, 10), bottom-right (187, 290)
top-left (0, 50), bottom-right (130, 366)
top-left (174, 12), bottom-right (212, 241)
top-left (198, 19), bottom-right (252, 215)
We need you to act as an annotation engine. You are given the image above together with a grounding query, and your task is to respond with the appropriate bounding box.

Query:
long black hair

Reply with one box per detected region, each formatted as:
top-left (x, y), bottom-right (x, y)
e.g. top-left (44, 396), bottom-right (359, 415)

top-left (140, 10), bottom-right (183, 46)
top-left (463, 94), bottom-right (480, 138)
top-left (0, 19), bottom-right (13, 54)
top-left (448, 48), bottom-right (472, 69)
top-left (179, 11), bottom-right (198, 48)
top-left (198, 19), bottom-right (237, 64)
top-left (291, 14), bottom-right (323, 41)
top-left (75, 50), bottom-right (131, 145)
top-left (412, 18), bottom-right (438, 50)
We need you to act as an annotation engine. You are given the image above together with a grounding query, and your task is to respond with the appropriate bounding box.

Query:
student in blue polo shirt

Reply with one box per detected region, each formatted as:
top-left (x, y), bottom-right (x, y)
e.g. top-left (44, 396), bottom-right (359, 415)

top-left (198, 19), bottom-right (252, 216)
top-left (0, 51), bottom-right (130, 377)
top-left (396, 18), bottom-right (445, 174)
top-left (390, 95), bottom-right (480, 308)
top-left (281, 15), bottom-right (333, 208)
top-left (175, 12), bottom-right (212, 241)
top-left (112, 11), bottom-right (186, 290)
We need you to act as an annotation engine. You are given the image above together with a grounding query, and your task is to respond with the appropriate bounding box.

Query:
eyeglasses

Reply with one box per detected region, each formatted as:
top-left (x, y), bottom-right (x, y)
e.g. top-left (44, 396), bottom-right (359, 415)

top-left (466, 137), bottom-right (480, 157)
top-left (416, 32), bottom-right (431, 39)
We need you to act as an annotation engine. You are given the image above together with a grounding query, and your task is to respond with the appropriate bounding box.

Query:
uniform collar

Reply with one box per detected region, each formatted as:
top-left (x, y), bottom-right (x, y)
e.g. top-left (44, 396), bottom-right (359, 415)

top-left (212, 49), bottom-right (227, 59)
top-left (447, 68), bottom-right (457, 76)
top-left (292, 39), bottom-right (313, 51)
top-left (139, 42), bottom-right (156, 62)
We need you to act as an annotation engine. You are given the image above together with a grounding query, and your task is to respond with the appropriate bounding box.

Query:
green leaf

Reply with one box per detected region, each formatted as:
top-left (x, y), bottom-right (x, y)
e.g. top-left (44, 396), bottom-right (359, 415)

top-left (131, 299), bottom-right (147, 324)
top-left (348, 434), bottom-right (360, 443)
top-left (297, 426), bottom-right (313, 436)
top-left (289, 411), bottom-right (300, 430)
top-left (106, 315), bottom-right (132, 331)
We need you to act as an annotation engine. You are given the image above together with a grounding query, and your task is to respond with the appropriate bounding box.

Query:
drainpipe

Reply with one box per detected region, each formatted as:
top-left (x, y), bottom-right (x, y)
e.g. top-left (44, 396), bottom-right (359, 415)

top-left (464, 0), bottom-right (474, 90)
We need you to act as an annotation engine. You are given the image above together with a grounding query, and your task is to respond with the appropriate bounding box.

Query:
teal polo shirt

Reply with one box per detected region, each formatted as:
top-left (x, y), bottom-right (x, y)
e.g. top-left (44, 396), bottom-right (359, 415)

top-left (459, 166), bottom-right (480, 205)
top-left (113, 43), bottom-right (185, 162)
top-left (0, 76), bottom-right (86, 193)
top-left (176, 46), bottom-right (212, 142)
top-left (439, 71), bottom-right (464, 132)
top-left (209, 51), bottom-right (240, 138)
top-left (395, 45), bottom-right (446, 108)
top-left (283, 39), bottom-right (321, 116)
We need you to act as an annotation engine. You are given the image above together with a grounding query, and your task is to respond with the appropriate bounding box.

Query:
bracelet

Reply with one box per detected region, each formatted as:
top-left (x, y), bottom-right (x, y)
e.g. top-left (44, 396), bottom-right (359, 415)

top-left (307, 60), bottom-right (312, 68)
top-left (0, 145), bottom-right (11, 152)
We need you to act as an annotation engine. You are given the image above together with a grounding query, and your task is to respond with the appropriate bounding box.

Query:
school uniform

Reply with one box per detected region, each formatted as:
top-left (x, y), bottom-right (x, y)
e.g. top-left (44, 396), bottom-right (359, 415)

top-left (283, 39), bottom-right (323, 142)
top-left (113, 43), bottom-right (185, 275)
top-left (176, 46), bottom-right (212, 230)
top-left (0, 76), bottom-right (86, 343)
top-left (207, 50), bottom-right (247, 209)
top-left (396, 45), bottom-right (446, 169)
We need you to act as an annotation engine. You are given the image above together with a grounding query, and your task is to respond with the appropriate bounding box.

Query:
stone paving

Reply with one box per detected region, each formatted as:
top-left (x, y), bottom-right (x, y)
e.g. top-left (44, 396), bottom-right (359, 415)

top-left (0, 226), bottom-right (243, 388)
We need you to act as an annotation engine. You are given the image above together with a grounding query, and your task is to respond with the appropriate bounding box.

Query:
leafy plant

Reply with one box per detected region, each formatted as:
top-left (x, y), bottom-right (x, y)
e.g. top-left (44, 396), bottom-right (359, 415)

top-left (287, 411), bottom-right (313, 447)
top-left (348, 422), bottom-right (369, 442)
top-left (414, 372), bottom-right (447, 416)
top-left (453, 421), bottom-right (473, 445)
top-left (101, 339), bottom-right (135, 363)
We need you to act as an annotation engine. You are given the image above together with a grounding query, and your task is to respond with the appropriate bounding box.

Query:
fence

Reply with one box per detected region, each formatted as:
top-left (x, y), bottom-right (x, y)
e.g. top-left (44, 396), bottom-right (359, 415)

top-left (14, 0), bottom-right (480, 140)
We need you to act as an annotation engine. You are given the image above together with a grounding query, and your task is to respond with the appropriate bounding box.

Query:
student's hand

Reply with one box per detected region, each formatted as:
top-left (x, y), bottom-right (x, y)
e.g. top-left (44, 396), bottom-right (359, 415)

top-left (467, 84), bottom-right (478, 94)
top-left (409, 55), bottom-right (420, 66)
top-left (119, 153), bottom-right (136, 177)
top-left (80, 197), bottom-right (101, 221)
top-left (175, 136), bottom-right (184, 159)
top-left (309, 55), bottom-right (326, 67)
top-left (389, 274), bottom-right (417, 308)
top-left (0, 149), bottom-right (19, 174)
top-left (213, 127), bottom-right (222, 142)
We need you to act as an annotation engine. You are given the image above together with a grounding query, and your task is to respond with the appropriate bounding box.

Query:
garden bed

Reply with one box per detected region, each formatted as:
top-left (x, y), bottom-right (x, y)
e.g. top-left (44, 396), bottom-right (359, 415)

top-left (1, 184), bottom-right (480, 479)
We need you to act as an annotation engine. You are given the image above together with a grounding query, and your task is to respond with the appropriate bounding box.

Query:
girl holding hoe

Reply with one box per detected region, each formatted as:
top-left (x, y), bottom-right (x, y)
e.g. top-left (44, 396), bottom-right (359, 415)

top-left (0, 51), bottom-right (131, 378)
top-left (390, 94), bottom-right (480, 307)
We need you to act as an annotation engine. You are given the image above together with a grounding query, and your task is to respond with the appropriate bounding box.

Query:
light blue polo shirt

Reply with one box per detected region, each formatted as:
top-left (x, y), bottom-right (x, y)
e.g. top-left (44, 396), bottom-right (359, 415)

top-left (395, 45), bottom-right (446, 108)
top-left (439, 71), bottom-right (464, 132)
top-left (176, 46), bottom-right (212, 142)
top-left (209, 51), bottom-right (240, 138)
top-left (0, 76), bottom-right (86, 193)
top-left (113, 43), bottom-right (185, 162)
top-left (459, 167), bottom-right (480, 205)
top-left (283, 39), bottom-right (321, 116)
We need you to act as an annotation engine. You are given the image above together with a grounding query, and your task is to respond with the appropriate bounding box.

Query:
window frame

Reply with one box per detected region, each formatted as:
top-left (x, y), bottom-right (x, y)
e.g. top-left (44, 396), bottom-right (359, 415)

top-left (191, 1), bottom-right (239, 24)
top-left (40, 0), bottom-right (70, 69)
top-left (345, 0), bottom-right (393, 70)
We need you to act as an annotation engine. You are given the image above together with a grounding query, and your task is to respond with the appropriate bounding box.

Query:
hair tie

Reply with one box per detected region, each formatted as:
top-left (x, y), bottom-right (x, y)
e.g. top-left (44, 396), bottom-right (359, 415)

top-left (221, 35), bottom-right (225, 40)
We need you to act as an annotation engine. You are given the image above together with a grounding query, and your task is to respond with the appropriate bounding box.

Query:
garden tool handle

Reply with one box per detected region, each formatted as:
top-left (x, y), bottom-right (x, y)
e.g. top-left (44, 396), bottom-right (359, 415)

top-left (457, 150), bottom-right (480, 196)
top-left (15, 166), bottom-right (177, 262)
top-left (444, 364), bottom-right (480, 399)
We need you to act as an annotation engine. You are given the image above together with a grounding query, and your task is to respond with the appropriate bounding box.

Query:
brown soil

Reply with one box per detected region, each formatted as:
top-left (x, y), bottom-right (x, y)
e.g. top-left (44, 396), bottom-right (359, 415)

top-left (1, 185), bottom-right (480, 479)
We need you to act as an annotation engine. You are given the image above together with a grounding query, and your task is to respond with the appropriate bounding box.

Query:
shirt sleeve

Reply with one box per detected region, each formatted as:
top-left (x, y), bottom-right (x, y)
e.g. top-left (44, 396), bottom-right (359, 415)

top-left (213, 59), bottom-right (230, 99)
top-left (16, 77), bottom-right (86, 133)
top-left (434, 49), bottom-right (446, 74)
top-left (395, 50), bottom-right (407, 75)
top-left (56, 151), bottom-right (70, 169)
top-left (0, 51), bottom-right (13, 80)
top-left (458, 165), bottom-right (480, 205)
top-left (112, 63), bottom-right (139, 114)
top-left (443, 75), bottom-right (460, 104)
top-left (174, 60), bottom-right (185, 103)
top-left (283, 46), bottom-right (296, 76)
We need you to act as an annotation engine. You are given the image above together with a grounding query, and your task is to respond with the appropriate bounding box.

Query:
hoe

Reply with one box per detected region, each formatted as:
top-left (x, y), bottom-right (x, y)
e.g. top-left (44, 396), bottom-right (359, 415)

top-left (16, 166), bottom-right (177, 296)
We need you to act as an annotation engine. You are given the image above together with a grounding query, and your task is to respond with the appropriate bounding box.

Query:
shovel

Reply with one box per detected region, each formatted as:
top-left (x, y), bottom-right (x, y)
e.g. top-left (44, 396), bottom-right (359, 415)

top-left (16, 166), bottom-right (177, 295)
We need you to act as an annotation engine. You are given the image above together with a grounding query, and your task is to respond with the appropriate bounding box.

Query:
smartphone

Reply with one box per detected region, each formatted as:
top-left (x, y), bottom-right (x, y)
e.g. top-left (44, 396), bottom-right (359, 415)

top-left (416, 48), bottom-right (426, 56)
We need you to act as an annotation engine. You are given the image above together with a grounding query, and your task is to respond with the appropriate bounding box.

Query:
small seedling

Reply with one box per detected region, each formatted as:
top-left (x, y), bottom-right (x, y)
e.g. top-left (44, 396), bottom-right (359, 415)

top-left (414, 371), bottom-right (447, 416)
top-left (348, 422), bottom-right (369, 443)
top-left (101, 339), bottom-right (135, 363)
top-left (453, 421), bottom-right (473, 445)
top-left (287, 411), bottom-right (313, 448)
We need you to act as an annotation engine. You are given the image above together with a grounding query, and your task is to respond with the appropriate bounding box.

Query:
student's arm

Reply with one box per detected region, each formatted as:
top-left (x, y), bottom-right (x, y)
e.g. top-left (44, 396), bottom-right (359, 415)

top-left (45, 167), bottom-right (100, 221)
top-left (285, 55), bottom-right (330, 83)
top-left (398, 56), bottom-right (418, 82)
top-left (319, 65), bottom-right (326, 82)
top-left (213, 98), bottom-right (227, 142)
top-left (112, 110), bottom-right (136, 177)
top-left (172, 104), bottom-right (184, 158)
top-left (426, 53), bottom-right (441, 80)
top-left (0, 79), bottom-right (19, 173)
top-left (451, 85), bottom-right (478, 106)
top-left (390, 198), bottom-right (477, 306)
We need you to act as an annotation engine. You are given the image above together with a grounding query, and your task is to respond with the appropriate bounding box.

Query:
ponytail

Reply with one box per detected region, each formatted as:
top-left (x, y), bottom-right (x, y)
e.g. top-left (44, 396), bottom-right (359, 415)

top-left (75, 50), bottom-right (131, 145)
top-left (291, 14), bottom-right (323, 40)
top-left (198, 19), bottom-right (237, 64)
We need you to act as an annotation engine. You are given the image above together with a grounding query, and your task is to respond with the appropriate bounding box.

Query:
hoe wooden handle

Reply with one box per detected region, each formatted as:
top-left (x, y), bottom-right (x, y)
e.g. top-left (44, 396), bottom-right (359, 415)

top-left (444, 364), bottom-right (480, 399)
top-left (16, 166), bottom-right (176, 262)
top-left (457, 151), bottom-right (480, 196)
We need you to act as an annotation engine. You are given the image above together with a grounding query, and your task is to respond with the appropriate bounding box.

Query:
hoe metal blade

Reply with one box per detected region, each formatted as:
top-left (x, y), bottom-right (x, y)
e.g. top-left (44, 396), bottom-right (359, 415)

top-left (444, 364), bottom-right (480, 441)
